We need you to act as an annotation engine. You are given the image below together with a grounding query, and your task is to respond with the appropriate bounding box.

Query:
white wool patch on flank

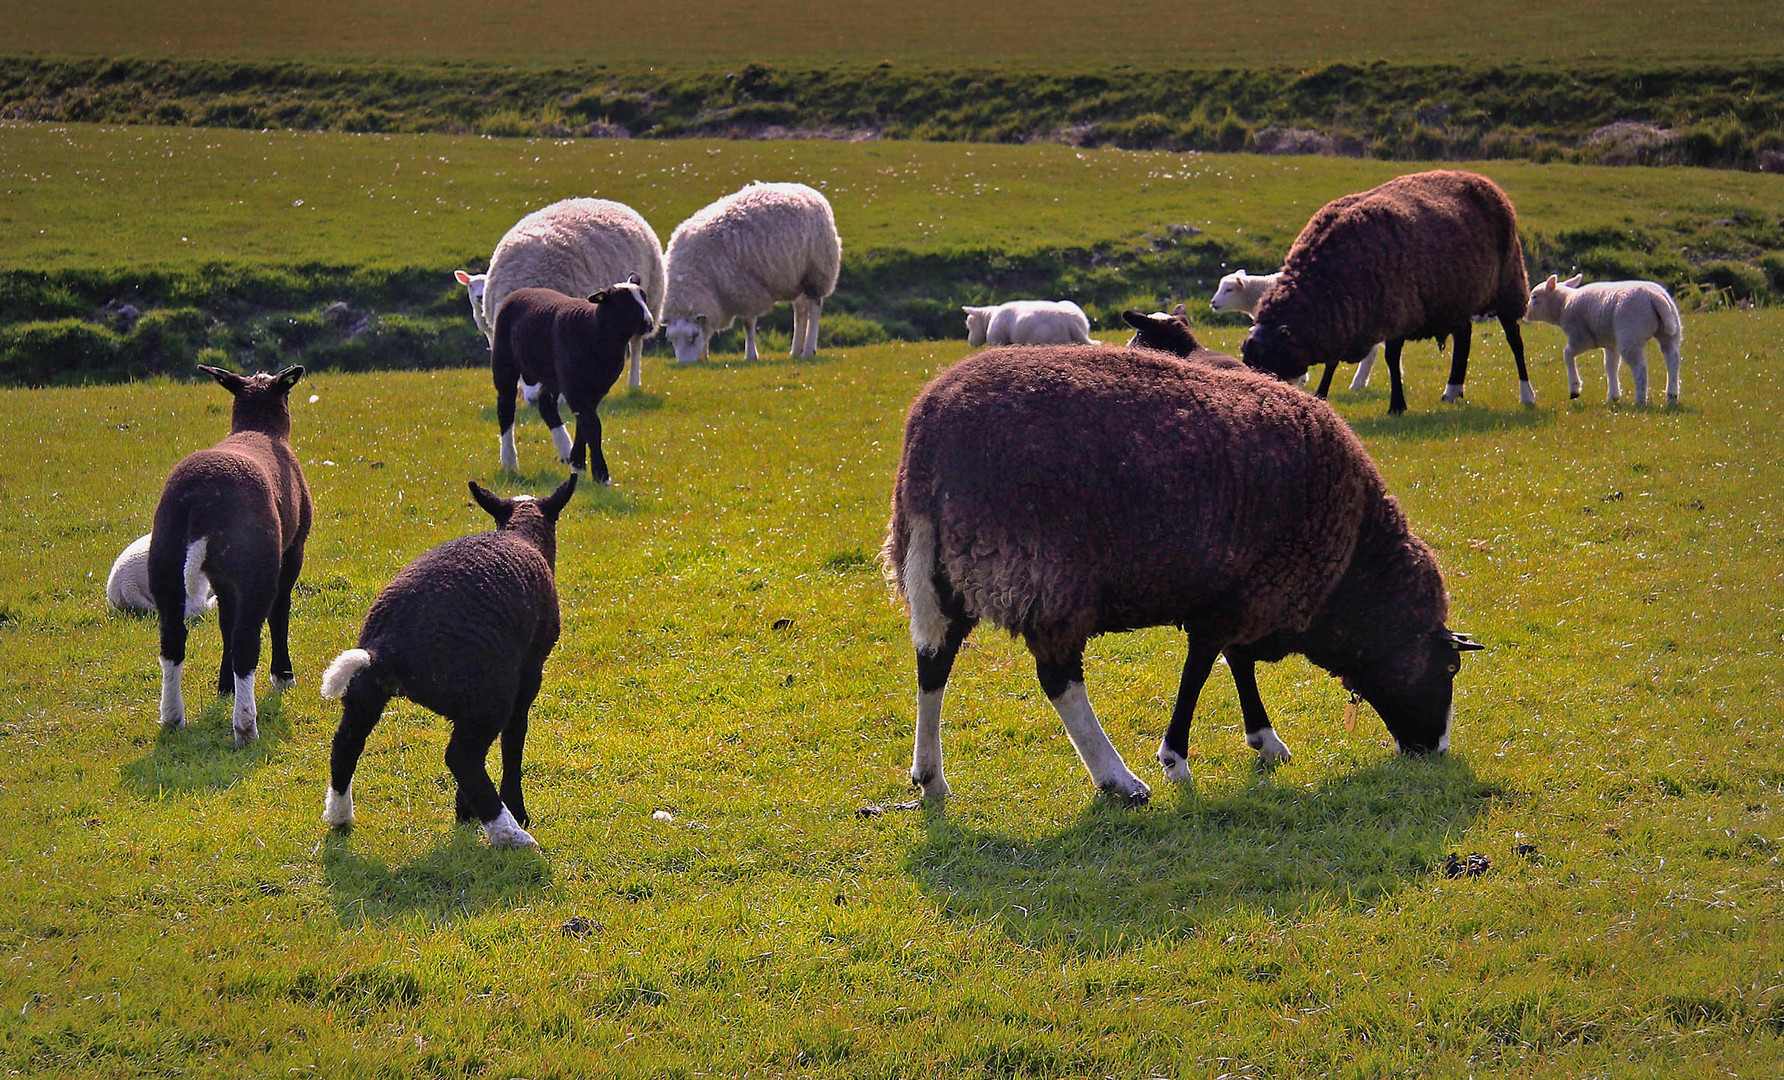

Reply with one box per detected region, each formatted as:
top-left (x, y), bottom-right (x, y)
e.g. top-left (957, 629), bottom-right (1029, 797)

top-left (320, 648), bottom-right (372, 700)
top-left (901, 516), bottom-right (948, 653)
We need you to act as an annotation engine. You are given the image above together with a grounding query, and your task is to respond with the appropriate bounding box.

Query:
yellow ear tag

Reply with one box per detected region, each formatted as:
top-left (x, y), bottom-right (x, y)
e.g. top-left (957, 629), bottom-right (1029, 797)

top-left (1343, 693), bottom-right (1361, 732)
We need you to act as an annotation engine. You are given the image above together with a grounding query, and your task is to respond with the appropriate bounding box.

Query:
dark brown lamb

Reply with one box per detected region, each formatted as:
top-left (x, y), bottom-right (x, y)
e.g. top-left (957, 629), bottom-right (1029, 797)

top-left (150, 365), bottom-right (311, 747)
top-left (1121, 306), bottom-right (1245, 369)
top-left (883, 345), bottom-right (1482, 803)
top-left (1240, 169), bottom-right (1533, 415)
top-left (320, 475), bottom-right (577, 848)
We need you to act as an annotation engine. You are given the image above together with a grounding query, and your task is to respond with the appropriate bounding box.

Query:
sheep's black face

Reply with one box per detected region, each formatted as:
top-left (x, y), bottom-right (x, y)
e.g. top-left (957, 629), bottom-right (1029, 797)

top-left (1352, 629), bottom-right (1482, 755)
top-left (1121, 310), bottom-right (1200, 357)
top-left (1240, 323), bottom-right (1313, 382)
top-left (591, 276), bottom-right (656, 338)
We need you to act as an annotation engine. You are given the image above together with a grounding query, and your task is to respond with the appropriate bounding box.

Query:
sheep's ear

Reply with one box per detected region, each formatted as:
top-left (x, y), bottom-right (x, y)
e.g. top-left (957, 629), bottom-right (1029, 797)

top-left (467, 481), bottom-right (514, 525)
top-left (1235, 269), bottom-right (1248, 281)
top-left (588, 291), bottom-right (608, 304)
top-left (455, 269), bottom-right (472, 285)
top-left (273, 365), bottom-right (304, 393)
top-left (197, 364), bottom-right (247, 395)
top-left (1172, 303), bottom-right (1187, 320)
top-left (1121, 310), bottom-right (1161, 332)
top-left (1542, 274), bottom-right (1559, 290)
top-left (539, 473), bottom-right (578, 521)
top-left (1563, 274), bottom-right (1584, 288)
top-left (627, 272), bottom-right (642, 285)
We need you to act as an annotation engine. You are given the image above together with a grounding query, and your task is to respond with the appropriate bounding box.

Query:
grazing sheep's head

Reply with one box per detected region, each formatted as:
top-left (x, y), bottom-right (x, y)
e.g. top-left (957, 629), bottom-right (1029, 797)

top-left (961, 306), bottom-right (994, 347)
top-left (1240, 322), bottom-right (1314, 382)
top-left (199, 364), bottom-right (304, 437)
top-left (1524, 273), bottom-right (1583, 327)
top-left (1347, 629), bottom-right (1483, 755)
top-left (591, 273), bottom-right (656, 338)
top-left (454, 269), bottom-right (490, 340)
top-left (1122, 306), bottom-right (1200, 356)
top-left (663, 314), bottom-right (709, 365)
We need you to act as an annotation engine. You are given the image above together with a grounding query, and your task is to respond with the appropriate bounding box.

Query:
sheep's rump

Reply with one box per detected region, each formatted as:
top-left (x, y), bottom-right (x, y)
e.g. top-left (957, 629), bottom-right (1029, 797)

top-left (1260, 170), bottom-right (1528, 362)
top-left (663, 183), bottom-right (840, 321)
top-left (886, 346), bottom-right (1382, 657)
top-left (355, 533), bottom-right (559, 716)
top-left (482, 198), bottom-right (665, 342)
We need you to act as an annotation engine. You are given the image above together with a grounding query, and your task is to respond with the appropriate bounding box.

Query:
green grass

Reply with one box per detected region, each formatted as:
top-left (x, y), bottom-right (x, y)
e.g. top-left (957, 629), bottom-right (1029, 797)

top-left (5, 0), bottom-right (1782, 67)
top-left (3, 314), bottom-right (1784, 1076)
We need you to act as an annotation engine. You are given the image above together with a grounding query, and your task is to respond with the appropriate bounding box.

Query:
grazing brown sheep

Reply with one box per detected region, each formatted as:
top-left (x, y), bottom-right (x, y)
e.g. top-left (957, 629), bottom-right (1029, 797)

top-left (883, 345), bottom-right (1482, 803)
top-left (1241, 170), bottom-right (1533, 415)
top-left (151, 365), bottom-right (311, 746)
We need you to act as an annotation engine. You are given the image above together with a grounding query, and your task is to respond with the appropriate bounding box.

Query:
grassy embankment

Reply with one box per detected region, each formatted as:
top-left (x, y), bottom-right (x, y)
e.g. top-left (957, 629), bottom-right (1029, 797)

top-left (1, 313), bottom-right (1782, 1076)
top-left (4, 123), bottom-right (1782, 384)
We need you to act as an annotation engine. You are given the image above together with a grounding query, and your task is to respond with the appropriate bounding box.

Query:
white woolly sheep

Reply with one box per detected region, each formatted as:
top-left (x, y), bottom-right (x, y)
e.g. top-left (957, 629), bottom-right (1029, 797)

top-left (662, 182), bottom-right (840, 363)
top-left (456, 197), bottom-right (665, 391)
top-left (1525, 274), bottom-right (1684, 405)
top-left (108, 532), bottom-right (214, 616)
top-left (1212, 269), bottom-right (1379, 391)
top-left (962, 300), bottom-right (1093, 347)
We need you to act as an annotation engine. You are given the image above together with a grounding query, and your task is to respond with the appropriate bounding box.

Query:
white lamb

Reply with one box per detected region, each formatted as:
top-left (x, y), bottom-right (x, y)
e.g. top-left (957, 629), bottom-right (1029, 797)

top-left (454, 197), bottom-right (665, 391)
top-left (1211, 268), bottom-right (1380, 391)
top-left (1525, 274), bottom-right (1684, 405)
top-left (661, 182), bottom-right (841, 363)
top-left (107, 532), bottom-right (214, 617)
top-left (962, 300), bottom-right (1093, 347)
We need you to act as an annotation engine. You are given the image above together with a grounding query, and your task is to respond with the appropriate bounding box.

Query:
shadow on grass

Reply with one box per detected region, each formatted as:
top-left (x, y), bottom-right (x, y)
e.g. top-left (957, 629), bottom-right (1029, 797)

top-left (119, 686), bottom-right (295, 796)
top-left (1347, 400), bottom-right (1555, 440)
top-left (319, 826), bottom-right (551, 926)
top-left (475, 389), bottom-right (667, 427)
top-left (905, 755), bottom-right (1498, 955)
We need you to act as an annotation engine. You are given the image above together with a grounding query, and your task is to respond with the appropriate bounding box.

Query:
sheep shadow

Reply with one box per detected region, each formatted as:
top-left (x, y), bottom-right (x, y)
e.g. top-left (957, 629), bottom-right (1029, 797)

top-left (1345, 401), bottom-right (1555, 440)
top-left (475, 390), bottom-right (666, 428)
top-left (904, 755), bottom-right (1499, 955)
top-left (119, 687), bottom-right (296, 796)
top-left (319, 827), bottom-right (551, 926)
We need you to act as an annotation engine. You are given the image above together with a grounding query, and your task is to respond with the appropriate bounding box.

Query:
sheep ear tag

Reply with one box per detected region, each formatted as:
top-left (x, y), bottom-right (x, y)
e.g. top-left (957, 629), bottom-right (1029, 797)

top-left (587, 291), bottom-right (608, 304)
top-left (273, 365), bottom-right (305, 392)
top-left (467, 481), bottom-right (514, 525)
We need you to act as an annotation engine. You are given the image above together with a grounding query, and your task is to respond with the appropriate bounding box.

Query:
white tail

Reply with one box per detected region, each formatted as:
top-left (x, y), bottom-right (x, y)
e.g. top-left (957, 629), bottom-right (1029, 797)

top-left (320, 648), bottom-right (373, 700)
top-left (902, 515), bottom-right (948, 653)
top-left (1655, 290), bottom-right (1683, 341)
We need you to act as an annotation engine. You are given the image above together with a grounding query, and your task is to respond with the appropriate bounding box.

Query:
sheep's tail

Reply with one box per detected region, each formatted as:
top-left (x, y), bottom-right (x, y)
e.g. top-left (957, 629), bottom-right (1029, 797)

top-left (320, 648), bottom-right (374, 700)
top-left (1654, 289), bottom-right (1683, 341)
top-left (882, 465), bottom-right (950, 655)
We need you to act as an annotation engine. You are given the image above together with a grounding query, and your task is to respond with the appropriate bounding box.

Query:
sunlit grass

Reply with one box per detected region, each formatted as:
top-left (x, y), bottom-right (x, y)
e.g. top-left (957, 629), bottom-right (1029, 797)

top-left (2, 313), bottom-right (1782, 1075)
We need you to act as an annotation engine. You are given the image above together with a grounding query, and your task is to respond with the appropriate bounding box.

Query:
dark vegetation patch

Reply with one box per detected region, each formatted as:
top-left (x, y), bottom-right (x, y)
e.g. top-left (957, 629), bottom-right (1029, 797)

top-left (4, 57), bottom-right (1784, 170)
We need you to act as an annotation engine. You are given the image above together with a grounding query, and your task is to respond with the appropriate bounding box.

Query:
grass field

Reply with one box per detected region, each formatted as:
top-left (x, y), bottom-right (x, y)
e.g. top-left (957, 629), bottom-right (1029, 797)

top-left (5, 0), bottom-right (1783, 67)
top-left (3, 311), bottom-right (1783, 1076)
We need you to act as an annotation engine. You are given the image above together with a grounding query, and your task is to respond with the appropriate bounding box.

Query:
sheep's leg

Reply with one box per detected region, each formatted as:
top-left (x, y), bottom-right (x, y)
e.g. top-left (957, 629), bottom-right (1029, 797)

top-left (493, 352), bottom-right (522, 472)
top-left (214, 588), bottom-right (236, 698)
top-left (1349, 344), bottom-right (1378, 391)
top-left (1622, 337), bottom-right (1651, 406)
top-left (1441, 321), bottom-right (1472, 402)
top-left (790, 297), bottom-right (808, 358)
top-left (1603, 347), bottom-right (1623, 404)
top-left (1036, 649), bottom-right (1150, 805)
top-left (267, 544), bottom-right (304, 690)
top-left (1313, 361), bottom-right (1338, 398)
top-left (1156, 638), bottom-right (1221, 783)
top-left (225, 579), bottom-right (275, 747)
top-left (911, 605), bottom-right (975, 800)
top-left (743, 317), bottom-right (759, 362)
top-left (535, 386), bottom-right (575, 467)
top-left (571, 410), bottom-right (609, 485)
top-left (499, 665), bottom-right (544, 828)
top-left (326, 675), bottom-right (391, 828)
top-left (1227, 650), bottom-right (1290, 764)
top-left (152, 570), bottom-right (191, 730)
top-left (445, 723), bottom-right (534, 847)
top-left (1385, 339), bottom-right (1409, 415)
top-left (1562, 342), bottom-right (1585, 399)
top-left (1500, 312), bottom-right (1535, 406)
top-left (627, 335), bottom-right (643, 391)
top-left (1660, 336), bottom-right (1683, 404)
top-left (803, 296), bottom-right (823, 357)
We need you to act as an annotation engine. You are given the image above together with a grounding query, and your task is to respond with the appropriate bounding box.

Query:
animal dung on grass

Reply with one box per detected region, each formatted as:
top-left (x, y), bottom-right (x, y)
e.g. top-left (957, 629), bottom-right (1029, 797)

top-left (319, 474), bottom-right (579, 849)
top-left (883, 344), bottom-right (1483, 804)
top-left (149, 365), bottom-right (311, 748)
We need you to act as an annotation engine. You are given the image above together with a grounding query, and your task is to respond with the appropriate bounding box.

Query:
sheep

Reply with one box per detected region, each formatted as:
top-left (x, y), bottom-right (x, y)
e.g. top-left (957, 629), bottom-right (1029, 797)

top-left (1119, 306), bottom-right (1245, 371)
top-left (457, 197), bottom-right (665, 391)
top-left (452, 269), bottom-right (547, 405)
top-left (491, 278), bottom-right (656, 485)
top-left (1240, 170), bottom-right (1534, 415)
top-left (320, 475), bottom-right (577, 848)
top-left (108, 532), bottom-right (214, 616)
top-left (150, 365), bottom-right (311, 747)
top-left (882, 344), bottom-right (1483, 803)
top-left (661, 182), bottom-right (840, 364)
top-left (1524, 274), bottom-right (1684, 405)
top-left (962, 300), bottom-right (1093, 347)
top-left (1212, 269), bottom-right (1380, 391)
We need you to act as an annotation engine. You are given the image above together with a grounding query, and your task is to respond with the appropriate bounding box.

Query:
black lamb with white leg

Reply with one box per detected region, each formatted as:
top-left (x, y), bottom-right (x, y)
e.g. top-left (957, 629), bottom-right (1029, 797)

top-left (150, 365), bottom-right (311, 747)
top-left (320, 475), bottom-right (577, 848)
top-left (491, 277), bottom-right (655, 484)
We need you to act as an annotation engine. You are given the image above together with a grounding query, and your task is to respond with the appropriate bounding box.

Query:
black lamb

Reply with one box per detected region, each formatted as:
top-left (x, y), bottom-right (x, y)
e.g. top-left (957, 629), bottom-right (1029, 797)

top-left (492, 276), bottom-right (655, 484)
top-left (150, 365), bottom-right (311, 746)
top-left (320, 475), bottom-right (577, 847)
top-left (883, 345), bottom-right (1483, 804)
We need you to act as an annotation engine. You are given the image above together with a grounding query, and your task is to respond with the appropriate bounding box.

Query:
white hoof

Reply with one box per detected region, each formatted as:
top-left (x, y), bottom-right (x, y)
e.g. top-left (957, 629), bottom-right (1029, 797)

top-left (498, 430), bottom-right (519, 472)
top-left (910, 768), bottom-right (950, 801)
top-left (1101, 772), bottom-right (1151, 805)
top-left (1519, 380), bottom-right (1537, 407)
top-left (324, 785), bottom-right (354, 827)
top-left (483, 805), bottom-right (536, 848)
top-left (1156, 743), bottom-right (1194, 783)
top-left (1442, 383), bottom-right (1465, 403)
top-left (158, 658), bottom-right (185, 729)
top-left (1247, 727), bottom-right (1293, 764)
top-left (231, 674), bottom-right (257, 747)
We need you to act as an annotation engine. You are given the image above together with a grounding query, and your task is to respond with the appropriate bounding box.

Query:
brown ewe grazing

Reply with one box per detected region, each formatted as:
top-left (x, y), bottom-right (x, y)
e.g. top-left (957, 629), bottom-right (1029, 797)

top-left (1241, 170), bottom-right (1533, 415)
top-left (151, 365), bottom-right (310, 747)
top-left (883, 345), bottom-right (1483, 804)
